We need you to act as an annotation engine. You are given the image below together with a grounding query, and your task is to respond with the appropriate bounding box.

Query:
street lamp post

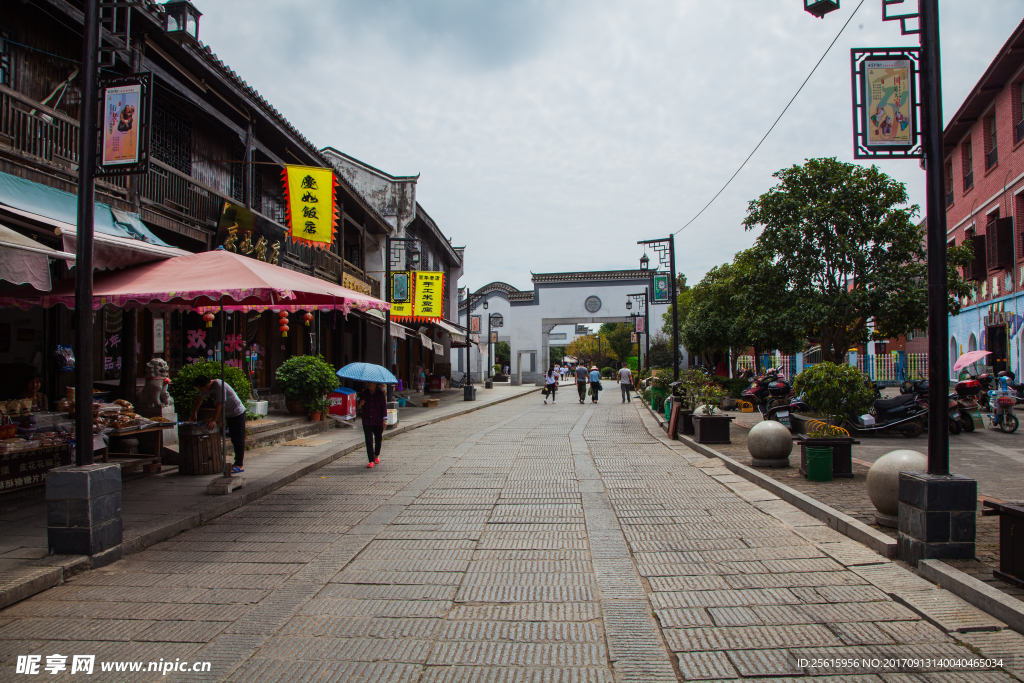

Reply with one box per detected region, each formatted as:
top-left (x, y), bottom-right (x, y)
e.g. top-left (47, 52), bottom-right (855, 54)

top-left (627, 290), bottom-right (650, 370)
top-left (805, 0), bottom-right (973, 566)
top-left (385, 237), bottom-right (419, 399)
top-left (488, 313), bottom-right (503, 378)
top-left (638, 237), bottom-right (679, 381)
top-left (461, 286), bottom-right (483, 386)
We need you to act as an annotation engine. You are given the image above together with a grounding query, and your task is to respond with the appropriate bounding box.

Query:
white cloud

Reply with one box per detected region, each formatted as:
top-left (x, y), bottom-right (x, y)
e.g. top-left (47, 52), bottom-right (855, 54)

top-left (197, 0), bottom-right (1024, 289)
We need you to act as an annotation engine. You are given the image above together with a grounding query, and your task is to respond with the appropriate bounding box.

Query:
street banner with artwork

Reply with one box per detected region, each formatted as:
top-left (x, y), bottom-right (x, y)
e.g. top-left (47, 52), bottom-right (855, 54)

top-left (634, 315), bottom-right (645, 333)
top-left (102, 84), bottom-right (142, 167)
top-left (390, 272), bottom-right (413, 319)
top-left (282, 166), bottom-right (337, 249)
top-left (652, 273), bottom-right (670, 303)
top-left (864, 58), bottom-right (912, 147)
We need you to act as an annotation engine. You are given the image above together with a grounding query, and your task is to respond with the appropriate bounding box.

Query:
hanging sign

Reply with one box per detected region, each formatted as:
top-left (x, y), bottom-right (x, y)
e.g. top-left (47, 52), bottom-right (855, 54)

top-left (217, 202), bottom-right (282, 265)
top-left (490, 331), bottom-right (498, 343)
top-left (652, 273), bottom-right (670, 303)
top-left (851, 48), bottom-right (922, 159)
top-left (413, 271), bottom-right (444, 321)
top-left (96, 72), bottom-right (152, 177)
top-left (471, 316), bottom-right (481, 333)
top-left (631, 332), bottom-right (637, 343)
top-left (282, 166), bottom-right (337, 249)
top-left (635, 315), bottom-right (645, 333)
top-left (390, 272), bottom-right (414, 319)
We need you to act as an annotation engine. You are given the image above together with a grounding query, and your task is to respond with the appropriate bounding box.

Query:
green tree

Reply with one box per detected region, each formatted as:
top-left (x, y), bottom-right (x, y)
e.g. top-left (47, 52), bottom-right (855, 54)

top-left (600, 323), bottom-right (636, 365)
top-left (730, 246), bottom-right (805, 371)
top-left (647, 333), bottom-right (673, 368)
top-left (743, 158), bottom-right (973, 364)
top-left (494, 341), bottom-right (511, 367)
top-left (550, 346), bottom-right (566, 367)
top-left (660, 273), bottom-right (691, 337)
top-left (680, 263), bottom-right (741, 371)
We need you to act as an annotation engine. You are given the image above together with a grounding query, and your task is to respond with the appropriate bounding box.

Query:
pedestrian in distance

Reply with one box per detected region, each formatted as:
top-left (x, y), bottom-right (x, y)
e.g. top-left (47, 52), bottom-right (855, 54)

top-left (617, 362), bottom-right (633, 403)
top-left (543, 365), bottom-right (559, 404)
top-left (575, 363), bottom-right (589, 404)
top-left (358, 382), bottom-right (387, 468)
top-left (589, 365), bottom-right (602, 403)
top-left (191, 375), bottom-right (247, 474)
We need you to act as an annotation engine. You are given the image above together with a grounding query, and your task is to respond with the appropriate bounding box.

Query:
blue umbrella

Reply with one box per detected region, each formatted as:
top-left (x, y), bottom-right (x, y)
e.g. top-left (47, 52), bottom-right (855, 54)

top-left (336, 362), bottom-right (398, 384)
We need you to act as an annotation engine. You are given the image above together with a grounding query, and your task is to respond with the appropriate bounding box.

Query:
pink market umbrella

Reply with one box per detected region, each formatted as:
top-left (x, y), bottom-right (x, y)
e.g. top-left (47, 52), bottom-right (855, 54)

top-left (953, 350), bottom-right (991, 373)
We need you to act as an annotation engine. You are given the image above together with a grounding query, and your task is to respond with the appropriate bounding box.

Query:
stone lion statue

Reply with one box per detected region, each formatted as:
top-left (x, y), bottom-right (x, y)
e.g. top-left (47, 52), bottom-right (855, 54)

top-left (140, 358), bottom-right (172, 409)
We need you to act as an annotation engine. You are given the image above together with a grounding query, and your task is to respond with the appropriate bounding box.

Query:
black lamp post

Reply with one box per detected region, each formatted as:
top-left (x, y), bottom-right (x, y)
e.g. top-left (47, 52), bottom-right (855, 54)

top-left (488, 313), bottom-right (503, 378)
top-left (638, 238), bottom-right (678, 381)
top-left (627, 290), bottom-right (650, 371)
top-left (461, 286), bottom-right (483, 386)
top-left (806, 0), bottom-right (973, 566)
top-left (385, 237), bottom-right (419, 398)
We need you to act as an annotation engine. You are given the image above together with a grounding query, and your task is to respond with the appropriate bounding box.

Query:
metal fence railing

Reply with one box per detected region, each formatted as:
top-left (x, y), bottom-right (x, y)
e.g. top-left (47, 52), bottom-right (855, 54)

top-left (857, 353), bottom-right (928, 384)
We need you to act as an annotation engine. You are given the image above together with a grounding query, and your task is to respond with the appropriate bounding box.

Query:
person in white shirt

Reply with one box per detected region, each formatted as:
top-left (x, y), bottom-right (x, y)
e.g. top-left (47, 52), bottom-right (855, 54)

top-left (543, 365), bottom-right (559, 404)
top-left (617, 363), bottom-right (634, 403)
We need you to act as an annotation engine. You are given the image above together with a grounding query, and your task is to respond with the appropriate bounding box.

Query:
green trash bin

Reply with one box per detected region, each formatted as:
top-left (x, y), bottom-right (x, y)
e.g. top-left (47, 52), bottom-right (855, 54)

top-left (806, 446), bottom-right (833, 482)
top-left (665, 398), bottom-right (674, 421)
top-left (651, 387), bottom-right (666, 411)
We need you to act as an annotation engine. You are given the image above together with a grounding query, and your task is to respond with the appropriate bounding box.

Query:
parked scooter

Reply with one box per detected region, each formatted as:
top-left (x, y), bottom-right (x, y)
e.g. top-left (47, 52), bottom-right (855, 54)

top-left (903, 378), bottom-right (966, 434)
top-left (765, 394), bottom-right (810, 431)
top-left (952, 378), bottom-right (983, 433)
top-left (740, 369), bottom-right (793, 417)
top-left (996, 370), bottom-right (1024, 406)
top-left (849, 392), bottom-right (928, 437)
top-left (987, 375), bottom-right (1019, 434)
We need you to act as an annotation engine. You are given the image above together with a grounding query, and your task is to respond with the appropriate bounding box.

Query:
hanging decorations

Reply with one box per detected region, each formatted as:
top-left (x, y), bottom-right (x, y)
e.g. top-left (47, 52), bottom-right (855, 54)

top-left (202, 312), bottom-right (215, 328)
top-left (282, 165), bottom-right (337, 249)
top-left (413, 271), bottom-right (444, 321)
top-left (390, 271), bottom-right (413, 320)
top-left (303, 312), bottom-right (314, 327)
top-left (279, 310), bottom-right (290, 338)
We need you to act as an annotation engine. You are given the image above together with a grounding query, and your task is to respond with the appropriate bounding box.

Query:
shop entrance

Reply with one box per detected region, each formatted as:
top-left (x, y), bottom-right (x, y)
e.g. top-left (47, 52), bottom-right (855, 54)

top-left (987, 325), bottom-right (1008, 374)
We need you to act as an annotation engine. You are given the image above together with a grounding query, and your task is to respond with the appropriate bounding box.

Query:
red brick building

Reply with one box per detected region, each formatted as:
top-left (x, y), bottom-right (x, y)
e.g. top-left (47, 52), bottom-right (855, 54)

top-left (943, 17), bottom-right (1024, 378)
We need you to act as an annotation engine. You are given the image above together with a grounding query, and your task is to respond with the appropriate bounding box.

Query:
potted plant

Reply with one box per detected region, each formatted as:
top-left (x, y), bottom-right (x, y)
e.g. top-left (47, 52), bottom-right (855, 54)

top-left (169, 360), bottom-right (255, 422)
top-left (678, 368), bottom-right (707, 435)
top-left (275, 355), bottom-right (339, 416)
top-left (692, 383), bottom-right (733, 444)
top-left (791, 362), bottom-right (872, 479)
top-left (305, 396), bottom-right (331, 421)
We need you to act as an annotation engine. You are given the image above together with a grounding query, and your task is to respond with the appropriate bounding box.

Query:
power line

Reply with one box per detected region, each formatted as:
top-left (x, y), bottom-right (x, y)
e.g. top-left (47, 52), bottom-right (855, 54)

top-left (673, 0), bottom-right (866, 236)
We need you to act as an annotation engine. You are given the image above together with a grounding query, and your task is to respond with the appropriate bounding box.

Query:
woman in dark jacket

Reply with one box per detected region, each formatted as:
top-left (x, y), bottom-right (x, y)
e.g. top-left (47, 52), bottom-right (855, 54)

top-left (358, 382), bottom-right (387, 468)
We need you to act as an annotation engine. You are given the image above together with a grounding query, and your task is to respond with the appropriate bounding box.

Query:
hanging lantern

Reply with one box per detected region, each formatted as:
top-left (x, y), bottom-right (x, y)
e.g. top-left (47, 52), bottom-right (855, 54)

top-left (202, 312), bottom-right (215, 328)
top-left (280, 323), bottom-right (289, 338)
top-left (278, 310), bottom-right (289, 319)
top-left (303, 312), bottom-right (314, 327)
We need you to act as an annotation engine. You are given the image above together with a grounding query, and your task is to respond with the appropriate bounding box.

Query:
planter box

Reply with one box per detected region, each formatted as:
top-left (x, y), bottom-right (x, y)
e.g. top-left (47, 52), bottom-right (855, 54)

top-left (693, 414), bottom-right (734, 444)
top-left (680, 409), bottom-right (695, 436)
top-left (796, 435), bottom-right (859, 478)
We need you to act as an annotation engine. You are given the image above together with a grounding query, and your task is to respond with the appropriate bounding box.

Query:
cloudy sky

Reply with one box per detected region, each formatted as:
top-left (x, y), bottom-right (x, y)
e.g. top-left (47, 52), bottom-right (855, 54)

top-left (200, 0), bottom-right (1024, 291)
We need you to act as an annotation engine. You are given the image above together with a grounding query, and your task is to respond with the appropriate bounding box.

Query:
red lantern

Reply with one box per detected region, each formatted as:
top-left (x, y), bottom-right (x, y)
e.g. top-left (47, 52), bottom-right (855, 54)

top-left (278, 310), bottom-right (289, 319)
top-left (202, 312), bottom-right (215, 328)
top-left (303, 312), bottom-right (314, 327)
top-left (280, 323), bottom-right (289, 338)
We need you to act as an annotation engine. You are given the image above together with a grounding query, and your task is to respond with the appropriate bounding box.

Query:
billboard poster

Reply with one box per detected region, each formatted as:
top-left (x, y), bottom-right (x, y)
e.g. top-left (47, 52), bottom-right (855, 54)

top-left (471, 316), bottom-right (481, 333)
top-left (101, 84), bottom-right (142, 166)
top-left (864, 58), bottom-right (912, 147)
top-left (392, 272), bottom-right (410, 303)
top-left (490, 331), bottom-right (498, 343)
top-left (414, 271), bottom-right (444, 321)
top-left (652, 273), bottom-right (670, 303)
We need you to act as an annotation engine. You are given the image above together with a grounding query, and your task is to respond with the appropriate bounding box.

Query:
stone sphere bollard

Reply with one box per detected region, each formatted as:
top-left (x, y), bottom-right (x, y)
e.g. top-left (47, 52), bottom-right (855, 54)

top-left (866, 449), bottom-right (927, 528)
top-left (747, 420), bottom-right (793, 467)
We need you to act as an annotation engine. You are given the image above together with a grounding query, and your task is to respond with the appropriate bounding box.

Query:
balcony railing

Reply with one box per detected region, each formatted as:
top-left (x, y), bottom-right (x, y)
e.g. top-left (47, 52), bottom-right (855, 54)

top-left (986, 147), bottom-right (998, 169)
top-left (138, 159), bottom-right (222, 227)
top-left (0, 83), bottom-right (81, 169)
top-left (314, 249), bottom-right (342, 284)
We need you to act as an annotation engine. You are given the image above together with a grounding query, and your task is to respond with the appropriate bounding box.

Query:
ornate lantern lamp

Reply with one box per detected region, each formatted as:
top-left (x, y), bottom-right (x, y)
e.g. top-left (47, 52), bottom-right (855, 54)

top-left (303, 312), bottom-right (314, 327)
top-left (163, 1), bottom-right (202, 44)
top-left (278, 310), bottom-right (289, 338)
top-left (639, 253), bottom-right (650, 271)
top-left (202, 312), bottom-right (215, 328)
top-left (803, 0), bottom-right (840, 18)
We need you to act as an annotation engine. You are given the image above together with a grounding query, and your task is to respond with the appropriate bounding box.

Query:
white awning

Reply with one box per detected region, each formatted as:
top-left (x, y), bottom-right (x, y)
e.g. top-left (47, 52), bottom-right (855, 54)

top-left (432, 318), bottom-right (468, 343)
top-left (59, 229), bottom-right (189, 270)
top-left (419, 333), bottom-right (432, 348)
top-left (432, 342), bottom-right (443, 356)
top-left (390, 322), bottom-right (406, 339)
top-left (0, 223), bottom-right (74, 291)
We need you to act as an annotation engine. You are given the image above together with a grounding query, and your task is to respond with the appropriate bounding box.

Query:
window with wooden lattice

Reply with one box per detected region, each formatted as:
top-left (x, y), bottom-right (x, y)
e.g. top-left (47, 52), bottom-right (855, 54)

top-left (151, 104), bottom-right (192, 175)
top-left (231, 143), bottom-right (244, 203)
top-left (0, 30), bottom-right (10, 88)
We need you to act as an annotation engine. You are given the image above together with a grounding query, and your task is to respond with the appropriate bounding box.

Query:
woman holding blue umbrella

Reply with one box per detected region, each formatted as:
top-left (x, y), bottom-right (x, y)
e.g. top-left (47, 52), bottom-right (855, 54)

top-left (337, 363), bottom-right (398, 469)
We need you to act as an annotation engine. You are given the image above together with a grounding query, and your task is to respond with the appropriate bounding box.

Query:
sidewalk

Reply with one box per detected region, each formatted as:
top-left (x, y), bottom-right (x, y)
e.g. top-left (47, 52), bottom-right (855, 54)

top-left (0, 383), bottom-right (538, 610)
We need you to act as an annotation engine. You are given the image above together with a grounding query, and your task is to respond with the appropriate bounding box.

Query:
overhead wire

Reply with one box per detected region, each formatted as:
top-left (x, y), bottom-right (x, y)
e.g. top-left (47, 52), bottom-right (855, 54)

top-left (672, 0), bottom-right (866, 236)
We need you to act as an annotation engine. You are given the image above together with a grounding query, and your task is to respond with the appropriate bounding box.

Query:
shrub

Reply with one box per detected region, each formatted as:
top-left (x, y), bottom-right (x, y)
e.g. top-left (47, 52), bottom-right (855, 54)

top-left (713, 375), bottom-right (752, 399)
top-left (793, 362), bottom-right (874, 436)
top-left (601, 367), bottom-right (614, 379)
top-left (695, 383), bottom-right (727, 415)
top-left (275, 355), bottom-right (339, 403)
top-left (169, 361), bottom-right (254, 419)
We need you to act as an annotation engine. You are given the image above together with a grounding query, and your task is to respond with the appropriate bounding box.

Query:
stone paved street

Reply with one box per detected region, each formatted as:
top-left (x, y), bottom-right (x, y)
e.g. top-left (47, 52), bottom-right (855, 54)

top-left (1, 394), bottom-right (1021, 682)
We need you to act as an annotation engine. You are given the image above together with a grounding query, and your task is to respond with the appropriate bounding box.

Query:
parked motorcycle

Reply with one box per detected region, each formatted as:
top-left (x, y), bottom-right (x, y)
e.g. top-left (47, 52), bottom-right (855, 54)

top-left (848, 392), bottom-right (928, 437)
top-left (741, 369), bottom-right (793, 417)
top-left (765, 394), bottom-right (810, 431)
top-left (965, 372), bottom-right (996, 409)
top-left (996, 370), bottom-right (1024, 406)
top-left (952, 378), bottom-right (983, 433)
top-left (987, 375), bottom-right (1019, 434)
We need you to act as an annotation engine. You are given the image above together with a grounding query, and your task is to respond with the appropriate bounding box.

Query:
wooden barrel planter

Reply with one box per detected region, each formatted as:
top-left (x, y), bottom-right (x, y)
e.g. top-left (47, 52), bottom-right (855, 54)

top-left (178, 424), bottom-right (224, 475)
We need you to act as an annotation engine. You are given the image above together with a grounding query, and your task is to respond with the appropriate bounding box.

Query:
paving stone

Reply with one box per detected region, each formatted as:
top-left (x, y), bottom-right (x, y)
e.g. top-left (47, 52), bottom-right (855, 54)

top-left (706, 606), bottom-right (764, 627)
top-left (439, 620), bottom-right (603, 643)
top-left (446, 603), bottom-right (601, 622)
top-left (891, 589), bottom-right (1007, 633)
top-left (653, 608), bottom-right (714, 628)
top-left (727, 648), bottom-right (802, 677)
top-left (829, 620), bottom-right (898, 645)
top-left (227, 659), bottom-right (425, 683)
top-left (0, 617), bottom-right (154, 641)
top-left (134, 619), bottom-right (227, 643)
top-left (455, 585), bottom-right (595, 603)
top-left (418, 666), bottom-right (613, 683)
top-left (955, 628), bottom-right (1024, 673)
top-left (663, 624), bottom-right (841, 652)
top-left (647, 575), bottom-right (732, 592)
top-left (426, 641), bottom-right (606, 666)
top-left (318, 584), bottom-right (457, 601)
top-left (650, 587), bottom-right (799, 609)
top-left (676, 650), bottom-right (739, 680)
top-left (875, 619), bottom-right (951, 645)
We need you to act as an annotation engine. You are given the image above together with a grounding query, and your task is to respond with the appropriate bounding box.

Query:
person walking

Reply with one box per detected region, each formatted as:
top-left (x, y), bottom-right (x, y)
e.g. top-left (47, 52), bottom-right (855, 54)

top-left (358, 381), bottom-right (387, 468)
top-left (191, 375), bottom-right (247, 474)
top-left (589, 365), bottom-right (602, 403)
top-left (575, 363), bottom-right (589, 404)
top-left (617, 362), bottom-right (634, 403)
top-left (543, 365), bottom-right (559, 404)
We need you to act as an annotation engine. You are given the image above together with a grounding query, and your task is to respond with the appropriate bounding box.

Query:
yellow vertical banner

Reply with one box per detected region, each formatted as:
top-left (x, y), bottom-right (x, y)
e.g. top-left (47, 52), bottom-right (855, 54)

top-left (282, 165), bottom-right (337, 249)
top-left (414, 271), bottom-right (444, 321)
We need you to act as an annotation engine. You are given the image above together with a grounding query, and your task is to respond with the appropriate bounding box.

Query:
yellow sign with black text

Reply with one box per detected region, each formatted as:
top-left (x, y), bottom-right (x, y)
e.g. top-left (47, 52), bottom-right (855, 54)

top-left (282, 165), bottom-right (336, 249)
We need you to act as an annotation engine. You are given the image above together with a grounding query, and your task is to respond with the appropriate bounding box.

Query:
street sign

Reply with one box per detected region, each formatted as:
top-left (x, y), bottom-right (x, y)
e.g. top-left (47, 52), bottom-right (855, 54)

top-left (850, 48), bottom-right (922, 159)
top-left (652, 273), bottom-right (670, 303)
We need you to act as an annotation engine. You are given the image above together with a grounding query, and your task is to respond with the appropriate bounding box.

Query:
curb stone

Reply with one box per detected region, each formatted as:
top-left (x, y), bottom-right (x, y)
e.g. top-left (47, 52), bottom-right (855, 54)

top-left (919, 559), bottom-right (1024, 635)
top-left (0, 387), bottom-right (540, 610)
